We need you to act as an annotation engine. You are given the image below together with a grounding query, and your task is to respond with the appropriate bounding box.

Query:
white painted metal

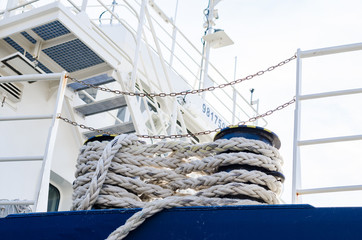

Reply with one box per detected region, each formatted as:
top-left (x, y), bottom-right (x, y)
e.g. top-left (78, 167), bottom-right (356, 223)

top-left (0, 200), bottom-right (35, 205)
top-left (1, 0), bottom-right (39, 17)
top-left (299, 87), bottom-right (362, 100)
top-left (297, 185), bottom-right (362, 195)
top-left (168, 0), bottom-right (179, 66)
top-left (0, 156), bottom-right (44, 162)
top-left (64, 98), bottom-right (84, 147)
top-left (298, 134), bottom-right (362, 146)
top-left (129, 0), bottom-right (147, 90)
top-left (144, 8), bottom-right (173, 94)
top-left (293, 44), bottom-right (362, 204)
top-left (0, 115), bottom-right (53, 121)
top-left (114, 68), bottom-right (149, 136)
top-left (292, 49), bottom-right (302, 204)
top-left (98, 0), bottom-right (261, 128)
top-left (34, 72), bottom-right (68, 212)
top-left (81, 0), bottom-right (89, 12)
top-left (0, 0), bottom-right (263, 212)
top-left (300, 42), bottom-right (362, 58)
top-left (200, 0), bottom-right (216, 98)
top-left (0, 73), bottom-right (64, 83)
top-left (232, 56), bottom-right (237, 124)
top-left (0, 72), bottom-right (67, 211)
top-left (77, 90), bottom-right (126, 124)
top-left (66, 0), bottom-right (81, 12)
top-left (169, 99), bottom-right (178, 135)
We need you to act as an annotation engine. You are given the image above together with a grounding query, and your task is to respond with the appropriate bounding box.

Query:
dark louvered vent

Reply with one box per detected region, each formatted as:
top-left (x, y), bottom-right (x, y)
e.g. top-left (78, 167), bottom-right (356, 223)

top-left (0, 82), bottom-right (23, 102)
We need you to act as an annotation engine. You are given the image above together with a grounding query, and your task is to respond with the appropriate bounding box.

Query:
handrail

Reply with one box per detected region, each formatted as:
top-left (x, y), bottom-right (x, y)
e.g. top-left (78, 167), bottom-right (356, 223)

top-left (292, 44), bottom-right (362, 204)
top-left (0, 0), bottom-right (262, 127)
top-left (0, 0), bottom-right (39, 15)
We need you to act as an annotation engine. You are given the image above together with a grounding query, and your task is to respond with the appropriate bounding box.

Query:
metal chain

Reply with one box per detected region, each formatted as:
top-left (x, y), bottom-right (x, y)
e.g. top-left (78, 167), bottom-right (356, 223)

top-left (57, 97), bottom-right (296, 139)
top-left (67, 54), bottom-right (297, 98)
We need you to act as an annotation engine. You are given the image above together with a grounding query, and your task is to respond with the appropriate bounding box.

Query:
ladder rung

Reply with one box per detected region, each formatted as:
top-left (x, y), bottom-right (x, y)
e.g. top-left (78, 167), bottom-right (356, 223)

top-left (297, 185), bottom-right (362, 195)
top-left (75, 96), bottom-right (127, 116)
top-left (68, 74), bottom-right (115, 91)
top-left (0, 114), bottom-right (53, 121)
top-left (300, 42), bottom-right (362, 58)
top-left (0, 200), bottom-right (35, 205)
top-left (0, 156), bottom-right (44, 162)
top-left (299, 87), bottom-right (362, 101)
top-left (298, 134), bottom-right (362, 146)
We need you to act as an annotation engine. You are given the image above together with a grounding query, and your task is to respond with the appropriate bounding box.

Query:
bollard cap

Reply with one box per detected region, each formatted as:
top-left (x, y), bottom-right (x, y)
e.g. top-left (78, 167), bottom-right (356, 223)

top-left (214, 125), bottom-right (281, 149)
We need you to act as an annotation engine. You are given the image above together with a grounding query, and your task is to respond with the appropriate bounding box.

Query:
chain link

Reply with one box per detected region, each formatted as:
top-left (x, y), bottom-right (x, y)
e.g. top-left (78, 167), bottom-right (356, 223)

top-left (57, 97), bottom-right (296, 139)
top-left (67, 54), bottom-right (297, 98)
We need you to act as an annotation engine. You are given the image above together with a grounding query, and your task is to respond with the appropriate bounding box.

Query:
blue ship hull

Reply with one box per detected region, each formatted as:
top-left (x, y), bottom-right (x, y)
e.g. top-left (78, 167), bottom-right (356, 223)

top-left (1, 204), bottom-right (362, 239)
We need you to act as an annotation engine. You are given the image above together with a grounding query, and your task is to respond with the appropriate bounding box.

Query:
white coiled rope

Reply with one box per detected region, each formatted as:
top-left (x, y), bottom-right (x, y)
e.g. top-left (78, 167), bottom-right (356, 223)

top-left (72, 134), bottom-right (284, 239)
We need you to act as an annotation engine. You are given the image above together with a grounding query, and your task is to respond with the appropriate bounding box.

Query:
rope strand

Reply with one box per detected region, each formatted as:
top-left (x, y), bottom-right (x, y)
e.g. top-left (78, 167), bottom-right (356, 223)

top-left (72, 134), bottom-right (284, 239)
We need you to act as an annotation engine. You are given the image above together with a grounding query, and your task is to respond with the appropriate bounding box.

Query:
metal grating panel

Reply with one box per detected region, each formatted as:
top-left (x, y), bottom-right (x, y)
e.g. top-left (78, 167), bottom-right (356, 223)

top-left (3, 37), bottom-right (52, 73)
top-left (21, 31), bottom-right (37, 44)
top-left (3, 37), bottom-right (24, 54)
top-left (75, 96), bottom-right (127, 116)
top-left (42, 39), bottom-right (104, 72)
top-left (36, 62), bottom-right (52, 74)
top-left (68, 74), bottom-right (115, 91)
top-left (32, 20), bottom-right (70, 41)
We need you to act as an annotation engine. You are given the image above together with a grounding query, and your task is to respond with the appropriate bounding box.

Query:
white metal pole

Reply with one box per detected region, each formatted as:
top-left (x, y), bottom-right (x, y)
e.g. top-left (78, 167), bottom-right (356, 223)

top-left (0, 156), bottom-right (43, 162)
top-left (0, 73), bottom-right (63, 83)
top-left (253, 99), bottom-right (260, 126)
top-left (129, 0), bottom-right (147, 91)
top-left (144, 8), bottom-right (174, 94)
top-left (81, 0), bottom-right (88, 12)
top-left (34, 72), bottom-right (68, 212)
top-left (177, 106), bottom-right (188, 139)
top-left (298, 134), bottom-right (362, 146)
top-left (232, 56), bottom-right (237, 124)
top-left (169, 0), bottom-right (179, 66)
top-left (299, 87), bottom-right (362, 100)
top-left (0, 114), bottom-right (53, 121)
top-left (169, 99), bottom-right (178, 135)
top-left (297, 185), bottom-right (362, 195)
top-left (201, 0), bottom-right (216, 99)
top-left (292, 49), bottom-right (302, 204)
top-left (0, 200), bottom-right (35, 205)
top-left (300, 42), bottom-right (362, 58)
top-left (4, 0), bottom-right (19, 18)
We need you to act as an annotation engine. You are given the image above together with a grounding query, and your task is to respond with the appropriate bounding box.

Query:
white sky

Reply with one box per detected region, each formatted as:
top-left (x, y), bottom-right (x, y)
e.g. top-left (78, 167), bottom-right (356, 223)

top-left (155, 0), bottom-right (362, 206)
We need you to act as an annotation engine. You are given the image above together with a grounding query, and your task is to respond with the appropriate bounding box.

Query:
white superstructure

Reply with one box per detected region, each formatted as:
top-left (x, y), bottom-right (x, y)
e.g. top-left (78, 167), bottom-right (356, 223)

top-left (0, 0), bottom-right (260, 214)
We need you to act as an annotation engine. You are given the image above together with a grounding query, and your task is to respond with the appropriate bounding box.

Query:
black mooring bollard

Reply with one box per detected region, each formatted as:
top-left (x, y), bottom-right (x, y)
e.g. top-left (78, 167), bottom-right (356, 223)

top-left (213, 125), bottom-right (281, 149)
top-left (213, 125), bottom-right (284, 203)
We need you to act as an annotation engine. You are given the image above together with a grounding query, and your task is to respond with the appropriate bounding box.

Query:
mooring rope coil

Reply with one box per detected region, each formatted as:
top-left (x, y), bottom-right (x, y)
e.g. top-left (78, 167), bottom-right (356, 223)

top-left (72, 134), bottom-right (284, 239)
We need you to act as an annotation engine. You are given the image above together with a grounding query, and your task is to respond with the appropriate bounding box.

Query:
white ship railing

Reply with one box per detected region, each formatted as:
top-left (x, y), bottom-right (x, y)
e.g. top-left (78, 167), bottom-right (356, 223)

top-left (292, 43), bottom-right (362, 204)
top-left (0, 0), bottom-right (264, 130)
top-left (0, 73), bottom-right (67, 211)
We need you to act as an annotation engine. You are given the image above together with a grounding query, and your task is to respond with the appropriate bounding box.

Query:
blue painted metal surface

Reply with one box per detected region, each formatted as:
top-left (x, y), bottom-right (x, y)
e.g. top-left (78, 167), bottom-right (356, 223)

top-left (43, 39), bottom-right (105, 72)
top-left (3, 37), bottom-right (52, 73)
top-left (32, 20), bottom-right (70, 41)
top-left (1, 204), bottom-right (362, 239)
top-left (68, 74), bottom-right (115, 91)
